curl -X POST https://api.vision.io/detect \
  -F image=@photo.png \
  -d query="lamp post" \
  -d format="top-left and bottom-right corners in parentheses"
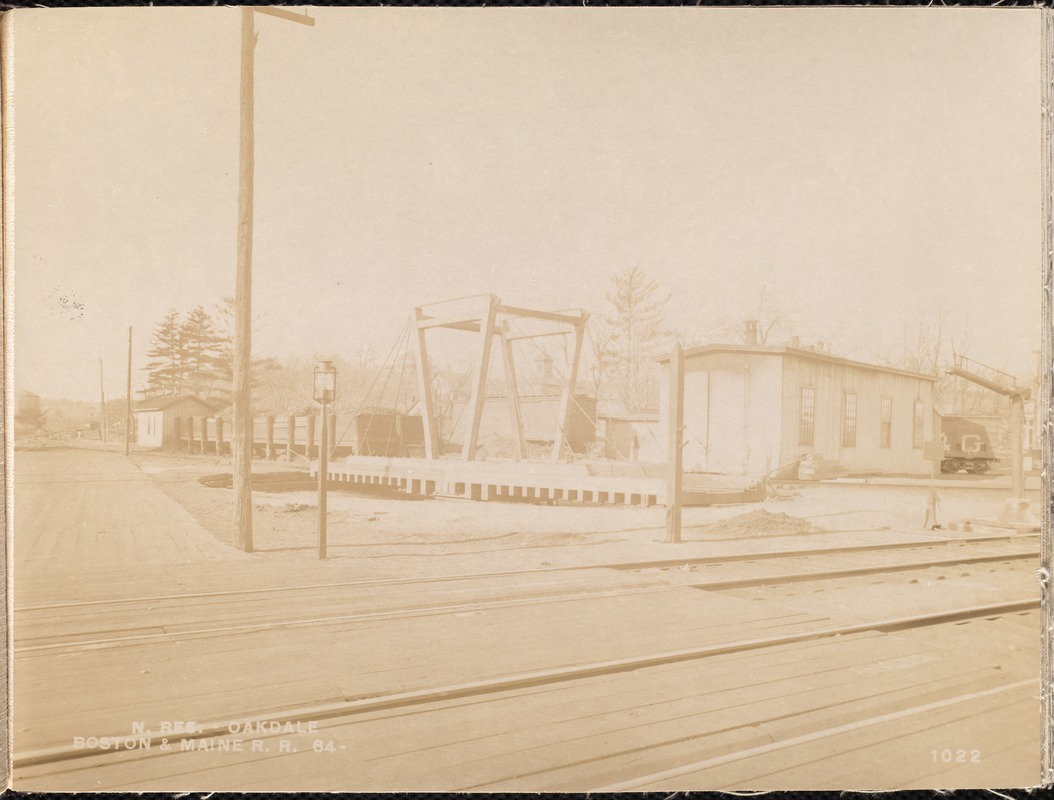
top-left (314, 360), bottom-right (336, 559)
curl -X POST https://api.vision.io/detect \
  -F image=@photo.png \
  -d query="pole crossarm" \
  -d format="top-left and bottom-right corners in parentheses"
top-left (252, 6), bottom-right (316, 26)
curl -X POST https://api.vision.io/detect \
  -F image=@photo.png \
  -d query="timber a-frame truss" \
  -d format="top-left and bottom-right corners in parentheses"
top-left (412, 294), bottom-right (589, 463)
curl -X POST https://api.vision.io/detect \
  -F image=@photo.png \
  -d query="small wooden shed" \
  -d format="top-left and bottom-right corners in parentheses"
top-left (135, 394), bottom-right (218, 449)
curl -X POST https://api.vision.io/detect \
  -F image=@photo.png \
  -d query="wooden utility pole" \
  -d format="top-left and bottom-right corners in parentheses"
top-left (318, 405), bottom-right (329, 559)
top-left (233, 6), bottom-right (256, 553)
top-left (99, 358), bottom-right (108, 444)
top-left (125, 326), bottom-right (132, 455)
top-left (233, 5), bottom-right (315, 554)
top-left (665, 342), bottom-right (684, 544)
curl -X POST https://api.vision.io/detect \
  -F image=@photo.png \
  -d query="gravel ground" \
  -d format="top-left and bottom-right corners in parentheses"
top-left (129, 449), bottom-right (1035, 577)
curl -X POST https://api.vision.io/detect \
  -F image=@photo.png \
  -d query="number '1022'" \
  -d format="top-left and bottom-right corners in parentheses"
top-left (932, 749), bottom-right (980, 763)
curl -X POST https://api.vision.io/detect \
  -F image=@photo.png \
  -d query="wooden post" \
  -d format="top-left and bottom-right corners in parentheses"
top-left (125, 326), bottom-right (132, 455)
top-left (665, 342), bottom-right (684, 544)
top-left (306, 414), bottom-right (316, 461)
top-left (1010, 393), bottom-right (1025, 499)
top-left (216, 417), bottom-right (225, 455)
top-left (414, 310), bottom-right (440, 459)
top-left (462, 295), bottom-right (498, 461)
top-left (99, 358), bottom-right (108, 444)
top-left (197, 416), bottom-right (208, 454)
top-left (232, 5), bottom-right (256, 553)
top-left (173, 416), bottom-right (182, 451)
top-left (265, 415), bottom-right (275, 460)
top-left (318, 403), bottom-right (329, 560)
top-left (499, 321), bottom-right (527, 462)
top-left (287, 414), bottom-right (296, 462)
top-left (550, 313), bottom-right (588, 462)
top-left (328, 412), bottom-right (337, 452)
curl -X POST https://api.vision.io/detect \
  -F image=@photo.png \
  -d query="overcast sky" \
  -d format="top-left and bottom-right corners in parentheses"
top-left (10, 7), bottom-right (1043, 402)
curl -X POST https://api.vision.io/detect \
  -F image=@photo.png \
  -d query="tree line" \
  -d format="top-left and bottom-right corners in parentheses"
top-left (143, 273), bottom-right (1020, 421)
top-left (142, 298), bottom-right (239, 405)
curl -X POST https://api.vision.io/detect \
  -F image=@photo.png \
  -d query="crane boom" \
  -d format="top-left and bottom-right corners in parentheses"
top-left (945, 365), bottom-right (1030, 520)
top-left (947, 366), bottom-right (1030, 400)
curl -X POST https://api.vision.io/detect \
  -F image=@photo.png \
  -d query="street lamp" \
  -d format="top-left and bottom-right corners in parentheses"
top-left (313, 360), bottom-right (337, 559)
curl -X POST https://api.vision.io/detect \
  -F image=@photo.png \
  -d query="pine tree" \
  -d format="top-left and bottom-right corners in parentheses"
top-left (181, 305), bottom-right (224, 400)
top-left (210, 295), bottom-right (281, 410)
top-left (603, 267), bottom-right (671, 413)
top-left (210, 296), bottom-right (236, 406)
top-left (143, 309), bottom-right (185, 398)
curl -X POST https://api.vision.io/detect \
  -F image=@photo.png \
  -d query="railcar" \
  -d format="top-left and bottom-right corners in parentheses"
top-left (940, 415), bottom-right (998, 474)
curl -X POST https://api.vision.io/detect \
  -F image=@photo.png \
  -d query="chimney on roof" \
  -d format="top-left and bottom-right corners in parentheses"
top-left (744, 319), bottom-right (759, 346)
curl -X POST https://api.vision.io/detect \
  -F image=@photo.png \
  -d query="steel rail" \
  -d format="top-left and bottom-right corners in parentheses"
top-left (596, 677), bottom-right (1039, 791)
top-left (12, 598), bottom-right (1039, 770)
top-left (14, 533), bottom-right (1036, 614)
top-left (688, 550), bottom-right (1038, 591)
top-left (16, 548), bottom-right (1038, 655)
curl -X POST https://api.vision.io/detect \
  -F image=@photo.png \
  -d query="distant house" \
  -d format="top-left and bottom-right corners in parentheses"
top-left (656, 343), bottom-right (939, 478)
top-left (15, 389), bottom-right (45, 427)
top-left (135, 394), bottom-right (218, 449)
top-left (599, 413), bottom-right (662, 462)
top-left (447, 394), bottom-right (597, 455)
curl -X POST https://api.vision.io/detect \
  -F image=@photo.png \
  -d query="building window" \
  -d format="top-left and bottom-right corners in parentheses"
top-left (913, 401), bottom-right (925, 448)
top-left (880, 397), bottom-right (892, 448)
top-left (799, 387), bottom-right (815, 446)
top-left (842, 392), bottom-right (857, 447)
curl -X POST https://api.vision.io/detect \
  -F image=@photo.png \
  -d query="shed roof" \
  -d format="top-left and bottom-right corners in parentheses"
top-left (598, 412), bottom-right (660, 423)
top-left (656, 344), bottom-right (939, 382)
top-left (135, 394), bottom-right (219, 412)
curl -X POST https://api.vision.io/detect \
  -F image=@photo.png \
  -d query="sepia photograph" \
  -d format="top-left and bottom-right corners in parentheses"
top-left (4, 5), bottom-right (1049, 791)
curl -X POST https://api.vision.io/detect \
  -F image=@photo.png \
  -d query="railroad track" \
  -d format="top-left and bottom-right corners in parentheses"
top-left (13, 598), bottom-right (1039, 771)
top-left (595, 676), bottom-right (1039, 791)
top-left (15, 531), bottom-right (1038, 614)
top-left (15, 538), bottom-right (1038, 655)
